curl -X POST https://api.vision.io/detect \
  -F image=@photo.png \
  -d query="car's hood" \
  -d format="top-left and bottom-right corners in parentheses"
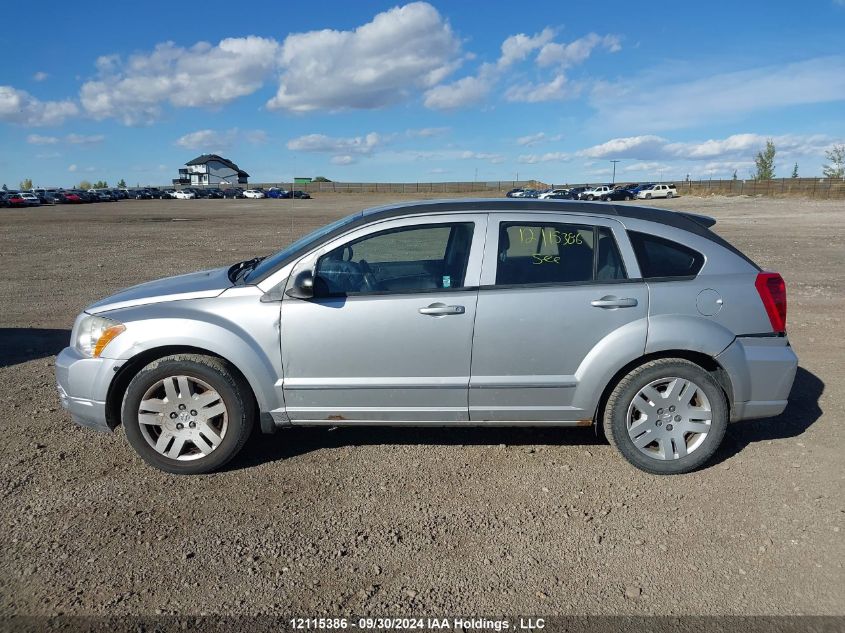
top-left (85, 266), bottom-right (232, 314)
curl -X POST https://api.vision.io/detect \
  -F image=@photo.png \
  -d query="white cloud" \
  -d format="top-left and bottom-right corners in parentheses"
top-left (330, 155), bottom-right (355, 165)
top-left (268, 2), bottom-right (461, 112)
top-left (33, 72), bottom-right (49, 82)
top-left (578, 135), bottom-right (669, 159)
top-left (459, 150), bottom-right (505, 164)
top-left (622, 161), bottom-right (671, 173)
top-left (579, 132), bottom-right (841, 163)
top-left (66, 133), bottom-right (104, 145)
top-left (498, 28), bottom-right (555, 69)
top-left (80, 36), bottom-right (281, 124)
top-left (0, 86), bottom-right (78, 126)
top-left (516, 132), bottom-right (563, 146)
top-left (27, 133), bottom-right (103, 145)
top-left (590, 56), bottom-right (845, 132)
top-left (68, 164), bottom-right (77, 172)
top-left (517, 151), bottom-right (570, 164)
top-left (423, 67), bottom-right (495, 110)
top-left (175, 128), bottom-right (267, 151)
top-left (505, 74), bottom-right (572, 103)
top-left (288, 132), bottom-right (383, 155)
top-left (27, 134), bottom-right (59, 145)
top-left (406, 126), bottom-right (450, 138)
top-left (537, 33), bottom-right (621, 68)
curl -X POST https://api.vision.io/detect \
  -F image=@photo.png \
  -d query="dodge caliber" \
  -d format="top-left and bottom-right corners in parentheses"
top-left (56, 199), bottom-right (798, 475)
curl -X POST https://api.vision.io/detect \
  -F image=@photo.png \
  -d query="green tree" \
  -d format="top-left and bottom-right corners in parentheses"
top-left (20, 178), bottom-right (33, 190)
top-left (2, 184), bottom-right (7, 191)
top-left (732, 170), bottom-right (738, 180)
top-left (823, 144), bottom-right (845, 179)
top-left (78, 180), bottom-right (92, 190)
top-left (312, 176), bottom-right (332, 182)
top-left (117, 178), bottom-right (127, 188)
top-left (791, 163), bottom-right (799, 178)
top-left (92, 180), bottom-right (109, 189)
top-left (752, 139), bottom-right (776, 180)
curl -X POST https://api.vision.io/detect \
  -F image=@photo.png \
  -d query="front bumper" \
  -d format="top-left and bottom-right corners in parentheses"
top-left (55, 346), bottom-right (121, 432)
top-left (716, 336), bottom-right (799, 422)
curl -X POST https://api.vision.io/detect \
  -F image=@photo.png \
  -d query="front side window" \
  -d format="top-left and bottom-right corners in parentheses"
top-left (628, 231), bottom-right (704, 278)
top-left (315, 222), bottom-right (474, 295)
top-left (495, 223), bottom-right (626, 285)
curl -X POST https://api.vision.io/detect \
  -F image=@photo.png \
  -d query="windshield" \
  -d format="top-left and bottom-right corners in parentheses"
top-left (243, 211), bottom-right (363, 283)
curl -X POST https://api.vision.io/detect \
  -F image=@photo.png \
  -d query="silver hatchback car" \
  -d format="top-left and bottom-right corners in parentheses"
top-left (56, 199), bottom-right (798, 475)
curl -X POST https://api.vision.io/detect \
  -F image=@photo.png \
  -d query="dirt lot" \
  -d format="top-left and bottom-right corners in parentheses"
top-left (0, 194), bottom-right (843, 618)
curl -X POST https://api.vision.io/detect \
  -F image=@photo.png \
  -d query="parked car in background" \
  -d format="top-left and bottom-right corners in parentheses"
top-left (637, 184), bottom-right (678, 200)
top-left (222, 188), bottom-right (245, 199)
top-left (505, 188), bottom-right (524, 198)
top-left (539, 188), bottom-right (570, 200)
top-left (567, 186), bottom-right (588, 200)
top-left (267, 188), bottom-right (289, 199)
top-left (20, 192), bottom-right (41, 206)
top-left (602, 187), bottom-right (636, 201)
top-left (55, 198), bottom-right (797, 476)
top-left (578, 185), bottom-right (613, 201)
top-left (63, 192), bottom-right (84, 204)
top-left (2, 192), bottom-right (28, 207)
top-left (173, 190), bottom-right (196, 200)
top-left (291, 190), bottom-right (312, 199)
top-left (519, 189), bottom-right (540, 198)
top-left (45, 192), bottom-right (69, 205)
top-left (205, 188), bottom-right (224, 199)
top-left (132, 189), bottom-right (152, 200)
top-left (243, 189), bottom-right (266, 199)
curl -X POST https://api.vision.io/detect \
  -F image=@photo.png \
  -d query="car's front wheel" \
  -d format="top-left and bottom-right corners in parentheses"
top-left (122, 354), bottom-right (254, 474)
top-left (603, 358), bottom-right (727, 475)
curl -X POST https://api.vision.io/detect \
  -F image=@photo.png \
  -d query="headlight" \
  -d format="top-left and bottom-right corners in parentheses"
top-left (75, 315), bottom-right (126, 358)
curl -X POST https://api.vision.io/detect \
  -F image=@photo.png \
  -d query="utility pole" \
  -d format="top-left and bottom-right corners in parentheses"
top-left (610, 160), bottom-right (620, 185)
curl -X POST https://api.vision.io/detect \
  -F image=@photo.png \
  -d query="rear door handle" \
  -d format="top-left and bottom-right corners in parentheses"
top-left (591, 297), bottom-right (638, 309)
top-left (419, 303), bottom-right (465, 316)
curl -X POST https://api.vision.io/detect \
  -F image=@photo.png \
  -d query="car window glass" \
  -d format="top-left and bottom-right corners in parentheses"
top-left (495, 223), bottom-right (626, 285)
top-left (315, 222), bottom-right (474, 295)
top-left (628, 231), bottom-right (704, 278)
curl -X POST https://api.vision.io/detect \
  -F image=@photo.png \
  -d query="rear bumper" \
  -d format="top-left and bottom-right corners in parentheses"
top-left (55, 346), bottom-right (119, 432)
top-left (716, 336), bottom-right (798, 421)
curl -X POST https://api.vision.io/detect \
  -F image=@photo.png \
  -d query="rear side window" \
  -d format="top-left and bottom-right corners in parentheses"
top-left (628, 231), bottom-right (704, 279)
top-left (495, 223), bottom-right (627, 285)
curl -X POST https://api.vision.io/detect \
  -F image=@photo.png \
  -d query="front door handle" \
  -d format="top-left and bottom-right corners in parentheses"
top-left (591, 296), bottom-right (638, 309)
top-left (419, 303), bottom-right (465, 316)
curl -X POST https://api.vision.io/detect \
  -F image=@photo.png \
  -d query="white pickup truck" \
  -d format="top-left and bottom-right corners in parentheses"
top-left (578, 185), bottom-right (613, 200)
top-left (636, 183), bottom-right (677, 199)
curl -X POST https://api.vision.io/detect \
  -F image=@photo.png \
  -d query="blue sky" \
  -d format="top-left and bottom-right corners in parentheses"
top-left (2, 0), bottom-right (844, 188)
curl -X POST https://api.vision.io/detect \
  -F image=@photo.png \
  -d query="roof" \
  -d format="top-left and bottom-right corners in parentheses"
top-left (184, 154), bottom-right (250, 178)
top-left (361, 198), bottom-right (717, 230)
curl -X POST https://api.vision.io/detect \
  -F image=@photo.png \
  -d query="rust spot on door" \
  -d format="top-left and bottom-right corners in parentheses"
top-left (326, 414), bottom-right (347, 421)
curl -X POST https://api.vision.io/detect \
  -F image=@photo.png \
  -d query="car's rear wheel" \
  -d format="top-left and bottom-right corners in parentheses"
top-left (625, 195), bottom-right (632, 201)
top-left (667, 191), bottom-right (674, 198)
top-left (122, 354), bottom-right (254, 474)
top-left (603, 358), bottom-right (727, 475)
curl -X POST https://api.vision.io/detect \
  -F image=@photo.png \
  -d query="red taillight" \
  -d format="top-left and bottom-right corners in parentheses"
top-left (755, 272), bottom-right (787, 333)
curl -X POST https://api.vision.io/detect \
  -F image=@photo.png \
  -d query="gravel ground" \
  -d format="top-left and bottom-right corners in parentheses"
top-left (0, 194), bottom-right (843, 618)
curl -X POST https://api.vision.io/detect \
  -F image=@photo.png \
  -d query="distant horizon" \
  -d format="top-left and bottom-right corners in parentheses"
top-left (2, 1), bottom-right (844, 188)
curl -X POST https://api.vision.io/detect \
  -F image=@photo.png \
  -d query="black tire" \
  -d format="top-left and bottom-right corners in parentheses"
top-left (645, 193), bottom-right (652, 199)
top-left (122, 354), bottom-right (254, 474)
top-left (667, 192), bottom-right (674, 198)
top-left (625, 195), bottom-right (632, 201)
top-left (603, 358), bottom-right (728, 475)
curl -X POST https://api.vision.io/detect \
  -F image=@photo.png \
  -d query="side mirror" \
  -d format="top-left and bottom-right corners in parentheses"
top-left (285, 270), bottom-right (315, 299)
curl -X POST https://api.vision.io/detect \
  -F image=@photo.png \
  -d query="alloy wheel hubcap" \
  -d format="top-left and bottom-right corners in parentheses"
top-left (138, 375), bottom-right (228, 461)
top-left (626, 377), bottom-right (712, 460)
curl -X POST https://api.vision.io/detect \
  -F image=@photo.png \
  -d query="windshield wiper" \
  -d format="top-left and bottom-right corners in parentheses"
top-left (228, 256), bottom-right (266, 284)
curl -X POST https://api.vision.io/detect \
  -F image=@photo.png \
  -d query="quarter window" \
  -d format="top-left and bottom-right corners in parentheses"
top-left (315, 222), bottom-right (474, 295)
top-left (495, 223), bottom-right (627, 285)
top-left (628, 231), bottom-right (704, 278)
